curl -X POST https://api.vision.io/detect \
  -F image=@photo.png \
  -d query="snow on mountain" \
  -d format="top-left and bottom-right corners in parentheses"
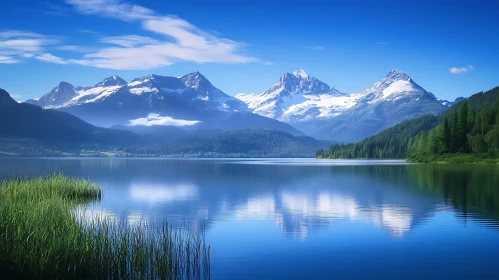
top-left (237, 69), bottom-right (450, 142)
top-left (308, 69), bottom-right (449, 142)
top-left (92, 75), bottom-right (127, 88)
top-left (27, 82), bottom-right (79, 108)
top-left (235, 68), bottom-right (345, 121)
top-left (26, 77), bottom-right (126, 109)
top-left (293, 68), bottom-right (309, 79)
top-left (28, 73), bottom-right (248, 113)
top-left (24, 72), bottom-right (308, 135)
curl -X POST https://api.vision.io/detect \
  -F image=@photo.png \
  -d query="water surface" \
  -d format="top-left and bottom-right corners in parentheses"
top-left (1, 158), bottom-right (498, 279)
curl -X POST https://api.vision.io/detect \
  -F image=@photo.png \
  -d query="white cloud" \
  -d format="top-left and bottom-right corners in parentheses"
top-left (36, 53), bottom-right (68, 64)
top-left (377, 42), bottom-right (388, 45)
top-left (450, 65), bottom-right (475, 74)
top-left (0, 30), bottom-right (60, 63)
top-left (0, 55), bottom-right (19, 64)
top-left (78, 29), bottom-right (100, 35)
top-left (100, 35), bottom-right (159, 47)
top-left (310, 46), bottom-right (326, 50)
top-left (128, 113), bottom-right (201, 127)
top-left (263, 61), bottom-right (274, 66)
top-left (66, 0), bottom-right (155, 21)
top-left (57, 45), bottom-right (97, 53)
top-left (0, 39), bottom-right (45, 52)
top-left (65, 0), bottom-right (257, 70)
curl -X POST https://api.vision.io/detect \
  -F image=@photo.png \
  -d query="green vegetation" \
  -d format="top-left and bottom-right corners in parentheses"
top-left (127, 129), bottom-right (329, 158)
top-left (407, 98), bottom-right (499, 163)
top-left (318, 86), bottom-right (499, 163)
top-left (0, 174), bottom-right (210, 279)
top-left (316, 115), bottom-right (439, 159)
top-left (0, 129), bottom-right (328, 158)
top-left (407, 153), bottom-right (499, 164)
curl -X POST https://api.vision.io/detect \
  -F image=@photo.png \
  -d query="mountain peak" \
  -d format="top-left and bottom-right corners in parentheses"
top-left (293, 68), bottom-right (309, 79)
top-left (182, 71), bottom-right (206, 80)
top-left (385, 69), bottom-right (411, 81)
top-left (181, 72), bottom-right (212, 89)
top-left (0, 88), bottom-right (17, 106)
top-left (58, 81), bottom-right (75, 89)
top-left (95, 76), bottom-right (127, 87)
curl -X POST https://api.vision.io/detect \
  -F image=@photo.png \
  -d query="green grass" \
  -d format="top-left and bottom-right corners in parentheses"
top-left (0, 174), bottom-right (210, 279)
top-left (407, 153), bottom-right (499, 164)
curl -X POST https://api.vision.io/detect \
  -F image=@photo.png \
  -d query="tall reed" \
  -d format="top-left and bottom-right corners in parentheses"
top-left (0, 174), bottom-right (210, 279)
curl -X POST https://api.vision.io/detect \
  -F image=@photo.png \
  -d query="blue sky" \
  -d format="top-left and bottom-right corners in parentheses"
top-left (1, 0), bottom-right (498, 101)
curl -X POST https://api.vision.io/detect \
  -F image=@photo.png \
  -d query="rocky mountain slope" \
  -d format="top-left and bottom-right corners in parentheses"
top-left (27, 73), bottom-right (301, 135)
top-left (237, 69), bottom-right (457, 142)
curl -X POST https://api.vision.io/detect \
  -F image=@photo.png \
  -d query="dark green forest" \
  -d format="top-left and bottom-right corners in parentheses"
top-left (316, 115), bottom-right (439, 159)
top-left (126, 129), bottom-right (329, 158)
top-left (317, 86), bottom-right (499, 162)
top-left (0, 129), bottom-right (328, 158)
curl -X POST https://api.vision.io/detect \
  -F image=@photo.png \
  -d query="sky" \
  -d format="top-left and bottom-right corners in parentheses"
top-left (1, 0), bottom-right (498, 101)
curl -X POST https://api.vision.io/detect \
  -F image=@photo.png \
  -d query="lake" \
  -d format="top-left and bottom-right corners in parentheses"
top-left (1, 158), bottom-right (499, 279)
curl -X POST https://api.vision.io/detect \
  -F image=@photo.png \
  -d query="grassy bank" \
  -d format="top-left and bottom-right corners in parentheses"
top-left (407, 153), bottom-right (499, 164)
top-left (0, 174), bottom-right (210, 279)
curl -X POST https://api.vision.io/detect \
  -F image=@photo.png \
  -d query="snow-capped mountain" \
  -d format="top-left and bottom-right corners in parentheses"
top-left (30, 81), bottom-right (79, 108)
top-left (237, 69), bottom-right (450, 142)
top-left (93, 75), bottom-right (127, 88)
top-left (236, 68), bottom-right (345, 122)
top-left (27, 73), bottom-right (301, 135)
top-left (28, 73), bottom-right (248, 113)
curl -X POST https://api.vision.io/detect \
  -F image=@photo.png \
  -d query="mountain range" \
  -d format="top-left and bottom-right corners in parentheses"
top-left (23, 69), bottom-right (462, 144)
top-left (26, 72), bottom-right (300, 135)
top-left (236, 69), bottom-right (462, 142)
top-left (1, 88), bottom-right (326, 157)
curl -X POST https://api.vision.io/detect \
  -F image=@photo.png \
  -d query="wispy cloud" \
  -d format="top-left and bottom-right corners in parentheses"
top-left (36, 53), bottom-right (68, 64)
top-left (100, 35), bottom-right (159, 47)
top-left (128, 113), bottom-right (201, 127)
top-left (263, 61), bottom-right (274, 66)
top-left (44, 2), bottom-right (69, 16)
top-left (78, 29), bottom-right (101, 35)
top-left (65, 0), bottom-right (257, 70)
top-left (450, 65), bottom-right (475, 74)
top-left (0, 55), bottom-right (19, 64)
top-left (310, 46), bottom-right (326, 51)
top-left (57, 45), bottom-right (97, 53)
top-left (377, 42), bottom-right (388, 45)
top-left (0, 30), bottom-right (60, 64)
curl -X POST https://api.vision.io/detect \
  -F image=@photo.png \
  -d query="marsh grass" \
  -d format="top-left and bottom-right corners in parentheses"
top-left (0, 174), bottom-right (210, 279)
top-left (407, 153), bottom-right (499, 164)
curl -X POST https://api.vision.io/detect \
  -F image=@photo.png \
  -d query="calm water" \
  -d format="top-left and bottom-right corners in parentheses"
top-left (1, 158), bottom-right (499, 279)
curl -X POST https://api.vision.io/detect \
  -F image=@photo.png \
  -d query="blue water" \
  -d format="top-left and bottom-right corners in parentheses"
top-left (1, 158), bottom-right (499, 279)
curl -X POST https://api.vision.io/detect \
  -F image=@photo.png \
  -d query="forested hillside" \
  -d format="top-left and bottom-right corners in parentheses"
top-left (127, 129), bottom-right (329, 158)
top-left (316, 115), bottom-right (439, 159)
top-left (0, 88), bottom-right (139, 145)
top-left (317, 86), bottom-right (499, 162)
top-left (408, 98), bottom-right (499, 163)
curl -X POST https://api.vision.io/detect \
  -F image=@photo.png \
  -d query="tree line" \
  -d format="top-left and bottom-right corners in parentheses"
top-left (316, 115), bottom-right (439, 159)
top-left (317, 86), bottom-right (499, 160)
top-left (409, 100), bottom-right (499, 156)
